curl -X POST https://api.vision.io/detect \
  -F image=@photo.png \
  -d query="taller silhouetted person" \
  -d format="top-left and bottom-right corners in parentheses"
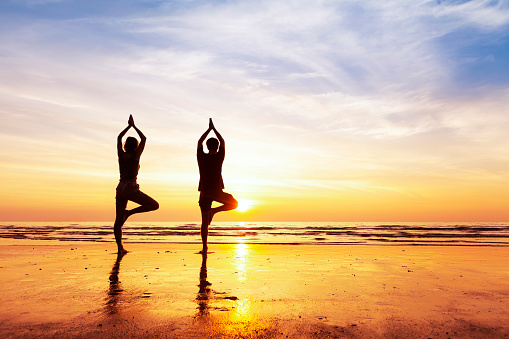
top-left (197, 118), bottom-right (238, 253)
top-left (114, 115), bottom-right (159, 254)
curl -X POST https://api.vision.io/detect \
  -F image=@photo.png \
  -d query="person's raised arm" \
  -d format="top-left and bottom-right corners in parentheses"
top-left (130, 115), bottom-right (146, 159)
top-left (210, 119), bottom-right (225, 150)
top-left (117, 124), bottom-right (131, 157)
top-left (197, 119), bottom-right (212, 153)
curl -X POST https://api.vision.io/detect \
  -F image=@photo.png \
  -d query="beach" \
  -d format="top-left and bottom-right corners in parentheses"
top-left (1, 242), bottom-right (509, 338)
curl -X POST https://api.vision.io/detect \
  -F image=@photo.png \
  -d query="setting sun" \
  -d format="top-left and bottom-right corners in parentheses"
top-left (236, 200), bottom-right (252, 213)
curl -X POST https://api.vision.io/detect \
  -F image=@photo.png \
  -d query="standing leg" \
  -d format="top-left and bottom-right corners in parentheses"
top-left (200, 210), bottom-right (210, 253)
top-left (199, 193), bottom-right (213, 253)
top-left (114, 198), bottom-right (128, 254)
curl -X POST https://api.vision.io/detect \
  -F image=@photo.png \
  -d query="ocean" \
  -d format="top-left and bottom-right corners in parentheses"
top-left (1, 222), bottom-right (508, 246)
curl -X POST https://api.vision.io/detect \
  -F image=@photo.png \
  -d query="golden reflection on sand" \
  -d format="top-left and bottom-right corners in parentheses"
top-left (194, 245), bottom-right (269, 336)
top-left (231, 298), bottom-right (255, 323)
top-left (234, 243), bottom-right (249, 282)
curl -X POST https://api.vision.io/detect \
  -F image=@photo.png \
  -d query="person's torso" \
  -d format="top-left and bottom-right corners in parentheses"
top-left (119, 153), bottom-right (140, 182)
top-left (197, 150), bottom-right (224, 191)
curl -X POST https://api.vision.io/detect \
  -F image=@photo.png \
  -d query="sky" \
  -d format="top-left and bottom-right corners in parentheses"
top-left (0, 0), bottom-right (508, 222)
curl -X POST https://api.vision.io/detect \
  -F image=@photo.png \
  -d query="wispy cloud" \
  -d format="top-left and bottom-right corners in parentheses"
top-left (0, 0), bottom-right (508, 220)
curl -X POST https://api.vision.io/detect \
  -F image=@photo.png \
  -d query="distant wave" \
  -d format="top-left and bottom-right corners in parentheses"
top-left (0, 222), bottom-right (508, 246)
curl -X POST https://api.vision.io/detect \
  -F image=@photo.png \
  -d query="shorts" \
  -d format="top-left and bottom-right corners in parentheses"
top-left (116, 181), bottom-right (152, 205)
top-left (199, 190), bottom-right (236, 212)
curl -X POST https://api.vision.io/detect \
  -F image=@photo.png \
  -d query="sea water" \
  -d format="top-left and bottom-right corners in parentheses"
top-left (1, 222), bottom-right (508, 246)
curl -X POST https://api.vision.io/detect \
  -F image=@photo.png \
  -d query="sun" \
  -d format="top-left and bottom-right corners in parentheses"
top-left (236, 200), bottom-right (252, 212)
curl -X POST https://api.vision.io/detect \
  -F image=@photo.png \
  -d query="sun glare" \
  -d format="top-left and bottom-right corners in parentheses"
top-left (236, 200), bottom-right (252, 212)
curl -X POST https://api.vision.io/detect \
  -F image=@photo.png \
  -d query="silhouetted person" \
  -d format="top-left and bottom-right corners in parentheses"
top-left (114, 115), bottom-right (159, 253)
top-left (197, 119), bottom-right (238, 253)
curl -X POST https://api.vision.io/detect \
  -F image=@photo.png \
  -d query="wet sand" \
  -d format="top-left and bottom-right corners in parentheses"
top-left (1, 242), bottom-right (508, 338)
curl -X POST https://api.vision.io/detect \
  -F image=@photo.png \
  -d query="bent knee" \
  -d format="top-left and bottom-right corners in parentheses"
top-left (151, 201), bottom-right (160, 211)
top-left (231, 199), bottom-right (239, 209)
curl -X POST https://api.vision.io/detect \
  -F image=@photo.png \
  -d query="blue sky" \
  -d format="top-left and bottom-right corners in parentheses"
top-left (2, 1), bottom-right (508, 91)
top-left (1, 0), bottom-right (509, 220)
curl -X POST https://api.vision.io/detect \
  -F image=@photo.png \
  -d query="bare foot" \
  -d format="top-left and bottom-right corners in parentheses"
top-left (117, 247), bottom-right (128, 254)
top-left (199, 246), bottom-right (208, 254)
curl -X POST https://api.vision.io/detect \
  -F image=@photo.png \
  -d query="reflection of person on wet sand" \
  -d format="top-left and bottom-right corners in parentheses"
top-left (196, 252), bottom-right (238, 320)
top-left (197, 118), bottom-right (238, 253)
top-left (105, 252), bottom-right (126, 315)
top-left (196, 252), bottom-right (212, 317)
top-left (114, 115), bottom-right (159, 254)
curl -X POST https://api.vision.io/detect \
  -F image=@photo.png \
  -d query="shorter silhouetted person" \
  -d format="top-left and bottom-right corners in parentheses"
top-left (114, 115), bottom-right (159, 253)
top-left (197, 118), bottom-right (238, 253)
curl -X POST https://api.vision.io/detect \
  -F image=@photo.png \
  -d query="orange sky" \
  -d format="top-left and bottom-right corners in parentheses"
top-left (1, 1), bottom-right (508, 222)
top-left (1, 126), bottom-right (507, 222)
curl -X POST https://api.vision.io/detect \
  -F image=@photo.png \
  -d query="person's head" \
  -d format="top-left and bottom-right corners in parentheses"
top-left (206, 138), bottom-right (219, 153)
top-left (124, 137), bottom-right (139, 153)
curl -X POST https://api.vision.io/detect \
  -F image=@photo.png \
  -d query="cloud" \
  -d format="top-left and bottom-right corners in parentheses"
top-left (120, 0), bottom-right (444, 94)
top-left (10, 0), bottom-right (69, 5)
top-left (0, 0), bottom-right (508, 209)
top-left (434, 0), bottom-right (509, 30)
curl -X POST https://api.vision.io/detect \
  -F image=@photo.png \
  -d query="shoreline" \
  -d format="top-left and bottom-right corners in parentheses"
top-left (2, 238), bottom-right (509, 247)
top-left (1, 243), bottom-right (509, 338)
